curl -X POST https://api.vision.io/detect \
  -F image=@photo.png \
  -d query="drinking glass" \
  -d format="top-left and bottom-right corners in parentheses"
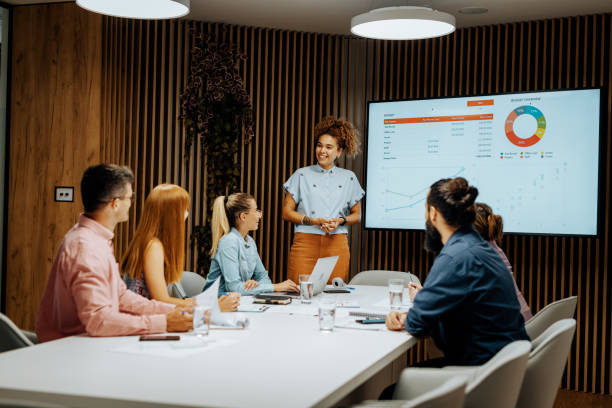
top-left (318, 297), bottom-right (336, 332)
top-left (388, 279), bottom-right (404, 311)
top-left (299, 274), bottom-right (313, 304)
top-left (193, 306), bottom-right (211, 336)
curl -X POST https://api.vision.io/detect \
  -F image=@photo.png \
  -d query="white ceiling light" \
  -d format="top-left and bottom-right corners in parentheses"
top-left (76, 0), bottom-right (190, 20)
top-left (351, 6), bottom-right (455, 40)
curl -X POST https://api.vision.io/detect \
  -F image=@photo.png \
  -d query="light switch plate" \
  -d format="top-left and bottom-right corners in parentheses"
top-left (55, 186), bottom-right (74, 202)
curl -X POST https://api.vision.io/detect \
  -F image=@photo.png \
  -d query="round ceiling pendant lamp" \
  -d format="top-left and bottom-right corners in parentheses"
top-left (76, 0), bottom-right (190, 20)
top-left (351, 6), bottom-right (456, 40)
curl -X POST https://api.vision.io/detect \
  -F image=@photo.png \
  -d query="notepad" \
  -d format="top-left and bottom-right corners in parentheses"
top-left (237, 304), bottom-right (270, 313)
top-left (336, 301), bottom-right (360, 308)
top-left (348, 309), bottom-right (388, 319)
top-left (334, 318), bottom-right (383, 331)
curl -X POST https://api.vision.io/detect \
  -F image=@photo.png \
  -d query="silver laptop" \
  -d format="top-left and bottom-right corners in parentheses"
top-left (265, 256), bottom-right (339, 298)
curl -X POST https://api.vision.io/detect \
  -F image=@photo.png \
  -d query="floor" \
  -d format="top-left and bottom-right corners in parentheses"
top-left (554, 389), bottom-right (612, 408)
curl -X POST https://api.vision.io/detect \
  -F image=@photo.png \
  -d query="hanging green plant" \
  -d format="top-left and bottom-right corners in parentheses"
top-left (180, 31), bottom-right (255, 275)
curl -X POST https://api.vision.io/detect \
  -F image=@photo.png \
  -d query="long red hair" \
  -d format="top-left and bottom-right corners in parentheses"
top-left (121, 184), bottom-right (190, 284)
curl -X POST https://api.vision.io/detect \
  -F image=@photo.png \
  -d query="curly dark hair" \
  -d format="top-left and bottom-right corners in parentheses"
top-left (314, 116), bottom-right (361, 158)
top-left (427, 177), bottom-right (478, 229)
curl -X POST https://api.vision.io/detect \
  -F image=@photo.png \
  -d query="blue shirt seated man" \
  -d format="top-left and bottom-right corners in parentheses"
top-left (386, 177), bottom-right (529, 366)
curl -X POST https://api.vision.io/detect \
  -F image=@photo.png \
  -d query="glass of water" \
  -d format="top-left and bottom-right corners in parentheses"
top-left (193, 306), bottom-right (211, 336)
top-left (299, 274), bottom-right (313, 304)
top-left (318, 296), bottom-right (336, 332)
top-left (388, 279), bottom-right (404, 311)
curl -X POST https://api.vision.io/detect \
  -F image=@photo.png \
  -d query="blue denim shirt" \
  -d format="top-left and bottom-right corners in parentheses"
top-left (405, 227), bottom-right (529, 365)
top-left (203, 228), bottom-right (274, 296)
top-left (283, 164), bottom-right (364, 235)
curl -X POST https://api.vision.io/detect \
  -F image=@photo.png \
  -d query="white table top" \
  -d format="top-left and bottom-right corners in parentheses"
top-left (0, 285), bottom-right (416, 408)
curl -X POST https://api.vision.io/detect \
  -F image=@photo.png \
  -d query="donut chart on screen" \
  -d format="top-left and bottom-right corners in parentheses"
top-left (505, 105), bottom-right (546, 147)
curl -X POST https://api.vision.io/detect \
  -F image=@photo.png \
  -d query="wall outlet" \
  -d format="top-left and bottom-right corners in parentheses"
top-left (55, 186), bottom-right (74, 202)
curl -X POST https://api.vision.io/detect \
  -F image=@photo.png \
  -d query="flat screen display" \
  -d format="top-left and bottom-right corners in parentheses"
top-left (364, 89), bottom-right (601, 235)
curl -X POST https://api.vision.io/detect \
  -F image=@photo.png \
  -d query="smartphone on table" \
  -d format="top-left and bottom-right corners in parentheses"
top-left (139, 335), bottom-right (180, 341)
top-left (356, 318), bottom-right (386, 324)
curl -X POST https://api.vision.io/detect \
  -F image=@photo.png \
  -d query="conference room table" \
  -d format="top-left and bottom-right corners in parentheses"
top-left (0, 285), bottom-right (417, 408)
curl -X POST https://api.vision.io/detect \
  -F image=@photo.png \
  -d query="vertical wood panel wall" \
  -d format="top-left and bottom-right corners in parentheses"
top-left (101, 14), bottom-right (611, 395)
top-left (5, 5), bottom-right (102, 329)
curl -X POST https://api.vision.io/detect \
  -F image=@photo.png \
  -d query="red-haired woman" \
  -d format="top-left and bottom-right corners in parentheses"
top-left (122, 184), bottom-right (239, 311)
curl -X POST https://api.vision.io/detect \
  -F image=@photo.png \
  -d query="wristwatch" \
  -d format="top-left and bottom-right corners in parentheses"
top-left (339, 216), bottom-right (346, 225)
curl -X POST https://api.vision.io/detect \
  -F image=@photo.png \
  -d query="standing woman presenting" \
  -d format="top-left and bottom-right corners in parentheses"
top-left (282, 116), bottom-right (365, 283)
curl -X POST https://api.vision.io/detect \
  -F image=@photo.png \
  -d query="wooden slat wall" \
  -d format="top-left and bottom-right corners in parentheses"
top-left (358, 17), bottom-right (612, 394)
top-left (5, 5), bottom-right (102, 330)
top-left (103, 13), bottom-right (610, 395)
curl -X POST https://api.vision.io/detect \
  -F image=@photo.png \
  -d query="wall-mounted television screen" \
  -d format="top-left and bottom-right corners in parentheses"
top-left (364, 89), bottom-right (601, 235)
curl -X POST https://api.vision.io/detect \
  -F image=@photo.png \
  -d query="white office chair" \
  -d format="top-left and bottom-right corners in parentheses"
top-left (354, 374), bottom-right (467, 408)
top-left (525, 296), bottom-right (577, 340)
top-left (350, 270), bottom-right (421, 286)
top-left (0, 313), bottom-right (34, 353)
top-left (516, 319), bottom-right (576, 408)
top-left (169, 271), bottom-right (207, 298)
top-left (441, 340), bottom-right (531, 408)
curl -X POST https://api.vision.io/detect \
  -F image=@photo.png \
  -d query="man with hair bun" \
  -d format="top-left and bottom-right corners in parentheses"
top-left (282, 116), bottom-right (365, 284)
top-left (386, 177), bottom-right (529, 367)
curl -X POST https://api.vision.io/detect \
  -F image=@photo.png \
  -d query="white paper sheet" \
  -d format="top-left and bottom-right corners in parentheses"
top-left (264, 304), bottom-right (318, 316)
top-left (111, 337), bottom-right (238, 358)
top-left (373, 298), bottom-right (413, 311)
top-left (194, 278), bottom-right (249, 328)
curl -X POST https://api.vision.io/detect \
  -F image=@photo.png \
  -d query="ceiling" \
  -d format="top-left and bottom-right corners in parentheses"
top-left (6, 0), bottom-right (612, 36)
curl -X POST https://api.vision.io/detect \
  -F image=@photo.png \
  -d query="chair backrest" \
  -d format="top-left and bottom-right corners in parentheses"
top-left (349, 270), bottom-right (421, 286)
top-left (516, 319), bottom-right (576, 408)
top-left (405, 376), bottom-right (467, 408)
top-left (359, 368), bottom-right (466, 408)
top-left (464, 340), bottom-right (531, 408)
top-left (177, 271), bottom-right (206, 298)
top-left (0, 398), bottom-right (68, 408)
top-left (525, 296), bottom-right (577, 340)
top-left (0, 313), bottom-right (33, 353)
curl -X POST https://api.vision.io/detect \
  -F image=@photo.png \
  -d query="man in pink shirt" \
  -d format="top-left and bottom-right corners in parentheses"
top-left (36, 164), bottom-right (192, 342)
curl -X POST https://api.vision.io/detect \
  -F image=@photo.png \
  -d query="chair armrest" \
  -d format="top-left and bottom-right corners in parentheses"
top-left (442, 365), bottom-right (476, 371)
top-left (393, 368), bottom-right (466, 400)
top-left (352, 401), bottom-right (410, 408)
top-left (20, 330), bottom-right (38, 344)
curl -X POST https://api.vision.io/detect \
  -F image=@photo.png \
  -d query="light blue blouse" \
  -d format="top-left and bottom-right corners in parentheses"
top-left (283, 164), bottom-right (365, 235)
top-left (203, 228), bottom-right (275, 296)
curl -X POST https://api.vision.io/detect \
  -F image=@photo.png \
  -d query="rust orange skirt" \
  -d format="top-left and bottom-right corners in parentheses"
top-left (287, 233), bottom-right (350, 284)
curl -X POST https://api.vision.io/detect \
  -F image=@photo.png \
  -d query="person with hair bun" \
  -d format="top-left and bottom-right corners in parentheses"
top-left (282, 116), bottom-right (365, 283)
top-left (473, 202), bottom-right (532, 321)
top-left (121, 184), bottom-right (239, 312)
top-left (386, 177), bottom-right (529, 367)
top-left (204, 193), bottom-right (299, 295)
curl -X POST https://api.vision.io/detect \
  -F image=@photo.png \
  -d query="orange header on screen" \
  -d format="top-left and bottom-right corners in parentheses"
top-left (384, 113), bottom-right (493, 124)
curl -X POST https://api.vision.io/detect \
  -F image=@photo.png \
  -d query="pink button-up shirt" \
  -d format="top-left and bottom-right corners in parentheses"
top-left (36, 215), bottom-right (174, 342)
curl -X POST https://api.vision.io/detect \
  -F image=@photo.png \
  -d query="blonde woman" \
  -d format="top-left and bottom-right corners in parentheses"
top-left (122, 184), bottom-right (239, 311)
top-left (282, 116), bottom-right (364, 283)
top-left (204, 192), bottom-right (299, 295)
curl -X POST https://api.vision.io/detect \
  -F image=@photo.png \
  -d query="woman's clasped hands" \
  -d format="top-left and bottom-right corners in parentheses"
top-left (319, 218), bottom-right (342, 234)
